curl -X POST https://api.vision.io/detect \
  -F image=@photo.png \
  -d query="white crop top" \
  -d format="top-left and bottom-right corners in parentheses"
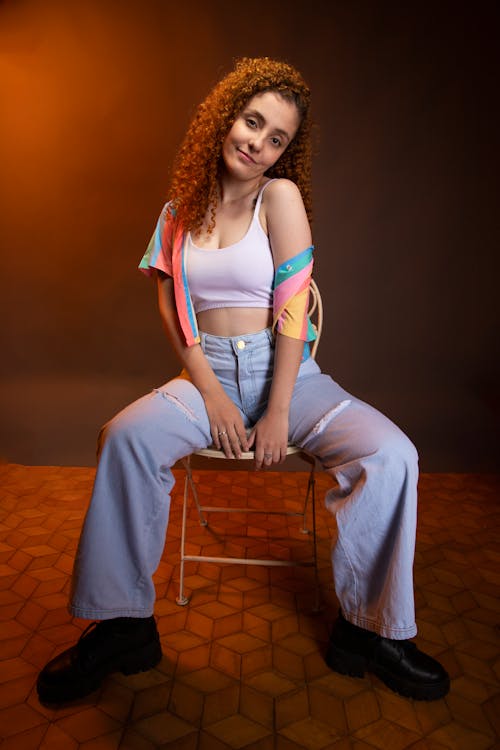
top-left (186, 180), bottom-right (275, 314)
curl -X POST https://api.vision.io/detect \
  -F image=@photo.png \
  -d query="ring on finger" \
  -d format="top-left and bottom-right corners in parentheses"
top-left (218, 430), bottom-right (227, 437)
top-left (264, 453), bottom-right (273, 458)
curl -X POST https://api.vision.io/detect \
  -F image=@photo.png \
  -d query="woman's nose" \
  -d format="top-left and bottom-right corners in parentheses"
top-left (248, 135), bottom-right (263, 152)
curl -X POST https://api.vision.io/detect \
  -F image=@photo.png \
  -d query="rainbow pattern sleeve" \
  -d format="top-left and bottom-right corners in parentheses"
top-left (272, 246), bottom-right (316, 355)
top-left (138, 202), bottom-right (174, 277)
top-left (138, 203), bottom-right (200, 346)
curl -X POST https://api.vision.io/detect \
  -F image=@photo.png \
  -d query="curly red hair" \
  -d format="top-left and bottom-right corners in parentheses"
top-left (168, 57), bottom-right (312, 233)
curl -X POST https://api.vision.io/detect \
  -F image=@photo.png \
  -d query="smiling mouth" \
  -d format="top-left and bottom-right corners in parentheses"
top-left (237, 148), bottom-right (255, 164)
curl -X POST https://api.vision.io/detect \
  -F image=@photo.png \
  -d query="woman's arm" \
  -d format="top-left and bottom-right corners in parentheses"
top-left (248, 179), bottom-right (313, 470)
top-left (157, 272), bottom-right (249, 458)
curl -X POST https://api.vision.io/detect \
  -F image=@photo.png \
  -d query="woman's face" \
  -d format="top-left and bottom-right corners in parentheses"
top-left (221, 91), bottom-right (300, 181)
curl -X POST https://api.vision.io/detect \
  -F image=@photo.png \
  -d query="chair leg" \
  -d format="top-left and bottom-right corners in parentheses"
top-left (297, 456), bottom-right (322, 612)
top-left (184, 455), bottom-right (207, 527)
top-left (299, 453), bottom-right (316, 534)
top-left (310, 472), bottom-right (322, 613)
top-left (300, 471), bottom-right (314, 535)
top-left (176, 468), bottom-right (191, 606)
top-left (177, 456), bottom-right (211, 606)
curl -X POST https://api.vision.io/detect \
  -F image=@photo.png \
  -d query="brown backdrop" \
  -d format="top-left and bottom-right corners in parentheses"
top-left (0, 0), bottom-right (498, 470)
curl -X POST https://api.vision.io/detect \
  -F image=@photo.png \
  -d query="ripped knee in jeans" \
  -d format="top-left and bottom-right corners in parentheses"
top-left (154, 389), bottom-right (200, 423)
top-left (312, 400), bottom-right (351, 434)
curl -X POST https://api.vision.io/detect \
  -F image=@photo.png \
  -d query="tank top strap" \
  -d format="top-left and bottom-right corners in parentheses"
top-left (253, 178), bottom-right (278, 216)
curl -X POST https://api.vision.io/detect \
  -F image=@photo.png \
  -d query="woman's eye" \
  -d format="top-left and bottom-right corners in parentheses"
top-left (246, 118), bottom-right (257, 128)
top-left (271, 137), bottom-right (282, 147)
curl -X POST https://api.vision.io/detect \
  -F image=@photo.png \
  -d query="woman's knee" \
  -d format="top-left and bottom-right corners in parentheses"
top-left (349, 400), bottom-right (419, 474)
top-left (373, 424), bottom-right (419, 479)
top-left (96, 387), bottom-right (209, 463)
top-left (96, 412), bottom-right (133, 458)
top-left (314, 400), bottom-right (418, 470)
top-left (96, 395), bottom-right (158, 457)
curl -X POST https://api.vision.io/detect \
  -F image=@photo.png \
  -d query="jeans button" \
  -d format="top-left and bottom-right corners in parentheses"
top-left (237, 340), bottom-right (246, 350)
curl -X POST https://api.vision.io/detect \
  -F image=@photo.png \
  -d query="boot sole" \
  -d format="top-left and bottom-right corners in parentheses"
top-left (325, 642), bottom-right (449, 701)
top-left (37, 639), bottom-right (163, 705)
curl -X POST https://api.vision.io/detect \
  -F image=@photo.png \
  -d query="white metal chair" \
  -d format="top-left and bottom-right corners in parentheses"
top-left (177, 280), bottom-right (323, 608)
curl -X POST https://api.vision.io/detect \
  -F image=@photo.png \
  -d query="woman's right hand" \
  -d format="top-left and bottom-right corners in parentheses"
top-left (204, 391), bottom-right (249, 459)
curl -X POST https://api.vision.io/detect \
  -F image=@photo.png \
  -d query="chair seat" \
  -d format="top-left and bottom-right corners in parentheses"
top-left (193, 444), bottom-right (304, 460)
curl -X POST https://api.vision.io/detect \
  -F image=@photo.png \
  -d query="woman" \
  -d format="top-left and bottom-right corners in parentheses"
top-left (37, 58), bottom-right (449, 704)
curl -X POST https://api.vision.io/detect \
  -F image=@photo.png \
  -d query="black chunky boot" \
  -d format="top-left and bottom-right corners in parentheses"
top-left (325, 611), bottom-right (449, 701)
top-left (37, 616), bottom-right (162, 705)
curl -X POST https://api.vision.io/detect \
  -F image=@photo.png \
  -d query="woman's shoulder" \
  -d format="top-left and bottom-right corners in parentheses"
top-left (263, 178), bottom-right (302, 200)
top-left (157, 199), bottom-right (182, 230)
top-left (261, 178), bottom-right (306, 216)
top-left (159, 199), bottom-right (175, 217)
top-left (260, 178), bottom-right (311, 257)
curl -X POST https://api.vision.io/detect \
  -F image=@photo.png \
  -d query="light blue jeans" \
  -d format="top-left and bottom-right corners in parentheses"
top-left (70, 329), bottom-right (418, 639)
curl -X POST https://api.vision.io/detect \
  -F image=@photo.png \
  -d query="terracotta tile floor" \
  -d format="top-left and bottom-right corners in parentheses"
top-left (0, 464), bottom-right (498, 749)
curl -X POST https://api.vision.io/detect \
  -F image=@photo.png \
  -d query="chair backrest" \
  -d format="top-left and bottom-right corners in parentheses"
top-left (308, 279), bottom-right (323, 360)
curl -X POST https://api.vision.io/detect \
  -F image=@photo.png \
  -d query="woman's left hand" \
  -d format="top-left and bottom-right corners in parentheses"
top-left (247, 410), bottom-right (289, 470)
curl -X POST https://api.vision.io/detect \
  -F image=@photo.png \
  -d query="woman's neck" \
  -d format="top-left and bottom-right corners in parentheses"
top-left (218, 174), bottom-right (265, 206)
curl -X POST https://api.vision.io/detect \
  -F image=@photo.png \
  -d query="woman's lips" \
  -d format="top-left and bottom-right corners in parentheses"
top-left (237, 148), bottom-right (255, 164)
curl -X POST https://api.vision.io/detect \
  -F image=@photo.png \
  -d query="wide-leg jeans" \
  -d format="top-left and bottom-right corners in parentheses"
top-left (70, 328), bottom-right (418, 639)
